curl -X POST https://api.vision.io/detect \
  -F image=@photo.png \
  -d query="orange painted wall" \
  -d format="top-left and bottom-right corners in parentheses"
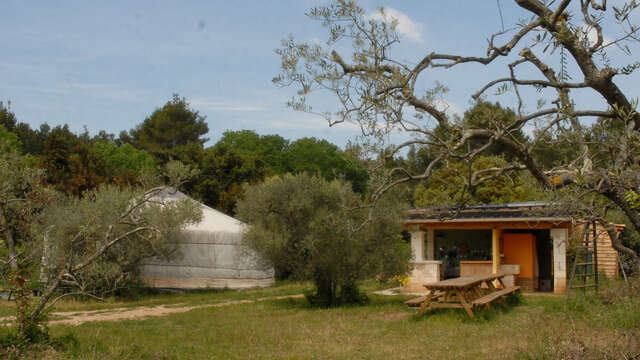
top-left (502, 233), bottom-right (536, 279)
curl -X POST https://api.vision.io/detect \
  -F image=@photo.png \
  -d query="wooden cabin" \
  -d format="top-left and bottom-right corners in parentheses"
top-left (403, 202), bottom-right (622, 294)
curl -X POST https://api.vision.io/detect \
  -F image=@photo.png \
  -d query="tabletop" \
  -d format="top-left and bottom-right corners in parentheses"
top-left (423, 271), bottom-right (515, 290)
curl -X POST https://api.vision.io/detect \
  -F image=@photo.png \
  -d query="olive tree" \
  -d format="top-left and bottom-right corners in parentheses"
top-left (274, 0), bottom-right (640, 270)
top-left (235, 173), bottom-right (409, 306)
top-left (0, 149), bottom-right (201, 341)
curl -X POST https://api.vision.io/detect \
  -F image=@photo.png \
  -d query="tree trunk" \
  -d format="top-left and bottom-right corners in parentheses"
top-left (313, 274), bottom-right (335, 307)
top-left (604, 185), bottom-right (640, 238)
top-left (602, 222), bottom-right (640, 273)
top-left (0, 206), bottom-right (18, 271)
top-left (29, 273), bottom-right (62, 322)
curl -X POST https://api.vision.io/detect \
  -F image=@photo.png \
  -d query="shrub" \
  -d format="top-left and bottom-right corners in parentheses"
top-left (236, 173), bottom-right (410, 307)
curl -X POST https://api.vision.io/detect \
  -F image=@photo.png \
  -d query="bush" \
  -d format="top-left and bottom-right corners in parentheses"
top-left (236, 173), bottom-right (410, 307)
top-left (0, 324), bottom-right (78, 360)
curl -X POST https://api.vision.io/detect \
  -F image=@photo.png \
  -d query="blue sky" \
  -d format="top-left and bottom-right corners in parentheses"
top-left (1, 1), bottom-right (638, 147)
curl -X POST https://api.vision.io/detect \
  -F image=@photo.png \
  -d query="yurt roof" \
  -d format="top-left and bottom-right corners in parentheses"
top-left (153, 187), bottom-right (245, 233)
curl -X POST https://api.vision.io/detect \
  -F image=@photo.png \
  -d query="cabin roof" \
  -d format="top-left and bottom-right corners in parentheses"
top-left (407, 201), bottom-right (571, 224)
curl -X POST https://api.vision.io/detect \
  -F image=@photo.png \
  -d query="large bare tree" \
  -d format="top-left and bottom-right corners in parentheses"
top-left (275, 0), bottom-right (640, 269)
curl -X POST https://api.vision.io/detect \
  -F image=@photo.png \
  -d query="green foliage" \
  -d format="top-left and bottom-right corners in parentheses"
top-left (0, 124), bottom-right (21, 153)
top-left (6, 121), bottom-right (157, 196)
top-left (191, 143), bottom-right (267, 215)
top-left (0, 101), bottom-right (18, 133)
top-left (90, 142), bottom-right (156, 178)
top-left (414, 156), bottom-right (545, 207)
top-left (625, 190), bottom-right (640, 210)
top-left (282, 137), bottom-right (368, 193)
top-left (167, 141), bottom-right (205, 169)
top-left (0, 142), bottom-right (51, 257)
top-left (66, 143), bottom-right (109, 196)
top-left (216, 130), bottom-right (289, 174)
top-left (0, 313), bottom-right (50, 347)
top-left (0, 324), bottom-right (79, 359)
top-left (13, 123), bottom-right (49, 155)
top-left (236, 173), bottom-right (410, 306)
top-left (130, 94), bottom-right (209, 161)
top-left (34, 184), bottom-right (202, 297)
top-left (403, 144), bottom-right (438, 177)
top-left (0, 142), bottom-right (55, 343)
top-left (38, 124), bottom-right (81, 193)
top-left (0, 99), bottom-right (370, 217)
top-left (191, 133), bottom-right (369, 214)
top-left (462, 101), bottom-right (529, 160)
top-left (1, 143), bottom-right (201, 343)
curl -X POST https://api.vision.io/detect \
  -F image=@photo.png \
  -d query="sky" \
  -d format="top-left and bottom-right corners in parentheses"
top-left (1, 0), bottom-right (639, 147)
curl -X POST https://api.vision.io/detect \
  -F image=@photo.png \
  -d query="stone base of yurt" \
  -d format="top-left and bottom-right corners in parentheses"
top-left (141, 277), bottom-right (274, 290)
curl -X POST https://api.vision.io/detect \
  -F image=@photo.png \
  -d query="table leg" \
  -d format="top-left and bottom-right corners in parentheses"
top-left (471, 285), bottom-right (483, 301)
top-left (486, 280), bottom-right (497, 291)
top-left (457, 290), bottom-right (475, 318)
top-left (444, 291), bottom-right (452, 302)
top-left (417, 291), bottom-right (435, 317)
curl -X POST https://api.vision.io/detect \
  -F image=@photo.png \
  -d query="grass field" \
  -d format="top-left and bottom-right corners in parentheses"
top-left (1, 280), bottom-right (639, 359)
top-left (0, 281), bottom-right (316, 318)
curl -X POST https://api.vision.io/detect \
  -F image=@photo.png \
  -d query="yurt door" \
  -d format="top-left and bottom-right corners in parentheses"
top-left (502, 233), bottom-right (538, 292)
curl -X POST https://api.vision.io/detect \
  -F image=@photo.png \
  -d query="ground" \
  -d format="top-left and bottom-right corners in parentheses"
top-left (0, 281), bottom-right (638, 359)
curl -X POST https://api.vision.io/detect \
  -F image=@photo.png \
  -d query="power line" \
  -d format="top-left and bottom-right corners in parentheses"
top-left (497, 0), bottom-right (505, 32)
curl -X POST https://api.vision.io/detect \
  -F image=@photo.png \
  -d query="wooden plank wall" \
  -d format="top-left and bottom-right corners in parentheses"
top-left (459, 261), bottom-right (492, 277)
top-left (595, 225), bottom-right (618, 278)
top-left (574, 223), bottom-right (619, 278)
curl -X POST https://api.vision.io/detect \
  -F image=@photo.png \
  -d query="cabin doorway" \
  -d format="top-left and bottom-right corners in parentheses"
top-left (501, 230), bottom-right (553, 292)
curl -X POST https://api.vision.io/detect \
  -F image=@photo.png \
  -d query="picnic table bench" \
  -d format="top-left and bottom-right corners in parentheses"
top-left (405, 272), bottom-right (520, 318)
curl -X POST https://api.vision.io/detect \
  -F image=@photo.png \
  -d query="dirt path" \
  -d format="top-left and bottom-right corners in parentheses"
top-left (0, 294), bottom-right (304, 326)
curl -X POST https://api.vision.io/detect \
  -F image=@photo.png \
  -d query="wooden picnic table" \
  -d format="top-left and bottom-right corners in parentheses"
top-left (406, 272), bottom-right (520, 318)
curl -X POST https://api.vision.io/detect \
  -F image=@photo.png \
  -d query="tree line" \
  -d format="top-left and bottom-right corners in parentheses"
top-left (1, 94), bottom-right (579, 216)
top-left (3, 90), bottom-right (638, 259)
top-left (0, 95), bottom-right (368, 215)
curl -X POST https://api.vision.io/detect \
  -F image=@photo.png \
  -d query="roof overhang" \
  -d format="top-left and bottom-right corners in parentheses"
top-left (404, 217), bottom-right (572, 230)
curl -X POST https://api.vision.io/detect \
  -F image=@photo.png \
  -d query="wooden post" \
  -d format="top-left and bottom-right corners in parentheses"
top-left (492, 228), bottom-right (501, 274)
top-left (592, 221), bottom-right (599, 290)
top-left (410, 230), bottom-right (425, 261)
top-left (426, 229), bottom-right (435, 260)
top-left (551, 228), bottom-right (568, 294)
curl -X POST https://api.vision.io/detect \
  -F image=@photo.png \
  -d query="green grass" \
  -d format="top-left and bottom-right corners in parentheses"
top-left (52, 294), bottom-right (524, 359)
top-left (0, 280), bottom-right (315, 318)
top-left (0, 280), bottom-right (396, 318)
top-left (2, 281), bottom-right (639, 359)
top-left (47, 293), bottom-right (636, 360)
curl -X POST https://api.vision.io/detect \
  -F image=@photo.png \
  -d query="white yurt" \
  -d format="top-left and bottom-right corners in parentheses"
top-left (139, 188), bottom-right (275, 289)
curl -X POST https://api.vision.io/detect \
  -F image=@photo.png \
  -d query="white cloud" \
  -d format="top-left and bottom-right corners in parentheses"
top-left (434, 99), bottom-right (462, 116)
top-left (581, 23), bottom-right (613, 48)
top-left (367, 7), bottom-right (423, 43)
